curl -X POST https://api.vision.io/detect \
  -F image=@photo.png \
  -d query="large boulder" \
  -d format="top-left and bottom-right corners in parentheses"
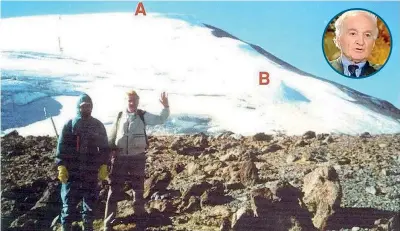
top-left (249, 181), bottom-right (316, 231)
top-left (302, 166), bottom-right (342, 230)
top-left (239, 161), bottom-right (259, 187)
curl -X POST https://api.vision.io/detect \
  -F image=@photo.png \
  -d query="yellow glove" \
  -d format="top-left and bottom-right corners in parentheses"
top-left (98, 164), bottom-right (109, 181)
top-left (57, 165), bottom-right (68, 183)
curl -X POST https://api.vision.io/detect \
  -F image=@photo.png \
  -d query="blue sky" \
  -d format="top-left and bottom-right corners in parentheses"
top-left (2, 1), bottom-right (399, 108)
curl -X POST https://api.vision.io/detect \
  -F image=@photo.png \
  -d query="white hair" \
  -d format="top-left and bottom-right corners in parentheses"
top-left (334, 10), bottom-right (379, 40)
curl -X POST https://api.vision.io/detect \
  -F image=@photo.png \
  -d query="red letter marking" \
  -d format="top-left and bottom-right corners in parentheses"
top-left (135, 2), bottom-right (147, 16)
top-left (259, 72), bottom-right (270, 85)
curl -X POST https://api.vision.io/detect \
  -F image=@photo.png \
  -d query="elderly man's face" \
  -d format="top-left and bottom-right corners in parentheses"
top-left (337, 13), bottom-right (376, 63)
top-left (126, 94), bottom-right (138, 112)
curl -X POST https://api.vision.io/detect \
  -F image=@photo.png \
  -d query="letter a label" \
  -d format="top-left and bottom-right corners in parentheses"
top-left (135, 2), bottom-right (147, 16)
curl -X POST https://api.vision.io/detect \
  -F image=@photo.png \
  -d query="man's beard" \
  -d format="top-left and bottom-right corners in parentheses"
top-left (81, 111), bottom-right (91, 118)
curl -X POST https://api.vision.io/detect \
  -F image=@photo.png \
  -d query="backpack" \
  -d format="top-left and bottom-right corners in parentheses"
top-left (116, 109), bottom-right (149, 148)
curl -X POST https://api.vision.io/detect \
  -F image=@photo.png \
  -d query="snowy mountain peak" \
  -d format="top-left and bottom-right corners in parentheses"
top-left (1, 13), bottom-right (400, 136)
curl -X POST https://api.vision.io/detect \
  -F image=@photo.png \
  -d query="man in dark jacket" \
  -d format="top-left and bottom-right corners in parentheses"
top-left (56, 93), bottom-right (109, 231)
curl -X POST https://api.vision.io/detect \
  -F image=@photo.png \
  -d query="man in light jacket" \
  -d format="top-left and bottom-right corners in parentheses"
top-left (104, 90), bottom-right (170, 231)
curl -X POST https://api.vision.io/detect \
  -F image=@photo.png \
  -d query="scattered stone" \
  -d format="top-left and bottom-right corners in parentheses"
top-left (338, 157), bottom-right (351, 165)
top-left (351, 227), bottom-right (361, 231)
top-left (239, 161), bottom-right (259, 187)
top-left (203, 147), bottom-right (218, 155)
top-left (209, 205), bottom-right (231, 218)
top-left (220, 142), bottom-right (238, 151)
top-left (179, 196), bottom-right (201, 213)
top-left (194, 133), bottom-right (209, 148)
top-left (263, 144), bottom-right (283, 153)
top-left (286, 154), bottom-right (298, 164)
top-left (360, 132), bottom-right (372, 138)
top-left (333, 165), bottom-right (342, 172)
top-left (219, 152), bottom-right (237, 162)
top-left (116, 200), bottom-right (135, 218)
top-left (187, 162), bottom-right (200, 176)
top-left (374, 219), bottom-right (381, 225)
top-left (317, 133), bottom-right (329, 141)
top-left (301, 152), bottom-right (312, 161)
top-left (388, 215), bottom-right (400, 231)
top-left (170, 137), bottom-right (184, 150)
top-left (252, 133), bottom-right (273, 142)
top-left (148, 199), bottom-right (176, 214)
top-left (303, 131), bottom-right (316, 139)
top-left (295, 140), bottom-right (308, 147)
top-left (366, 186), bottom-right (377, 195)
top-left (250, 187), bottom-right (274, 217)
top-left (231, 206), bottom-right (254, 230)
top-left (220, 217), bottom-right (231, 231)
top-left (171, 162), bottom-right (185, 177)
top-left (200, 181), bottom-right (225, 207)
top-left (144, 171), bottom-right (172, 199)
top-left (204, 162), bottom-right (225, 176)
top-left (322, 135), bottom-right (334, 144)
top-left (225, 182), bottom-right (245, 191)
top-left (181, 182), bottom-right (212, 202)
top-left (238, 149), bottom-right (260, 162)
top-left (230, 134), bottom-right (244, 140)
top-left (379, 143), bottom-right (388, 148)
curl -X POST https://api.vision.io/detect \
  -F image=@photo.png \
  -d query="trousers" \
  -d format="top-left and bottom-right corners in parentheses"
top-left (104, 154), bottom-right (146, 228)
top-left (60, 178), bottom-right (98, 231)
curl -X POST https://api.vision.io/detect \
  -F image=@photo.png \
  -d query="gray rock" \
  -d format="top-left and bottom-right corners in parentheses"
top-left (379, 143), bottom-right (388, 148)
top-left (360, 132), bottom-right (372, 138)
top-left (338, 157), bottom-right (351, 165)
top-left (230, 133), bottom-right (244, 140)
top-left (303, 131), bottom-right (316, 139)
top-left (220, 217), bottom-right (231, 231)
top-left (322, 135), bottom-right (334, 144)
top-left (286, 154), bottom-right (298, 164)
top-left (263, 144), bottom-right (283, 153)
top-left (295, 140), bottom-right (308, 147)
top-left (252, 133), bottom-right (273, 142)
top-left (219, 152), bottom-right (238, 162)
top-left (231, 206), bottom-right (254, 230)
top-left (225, 182), bottom-right (245, 191)
top-left (366, 186), bottom-right (377, 195)
top-left (148, 199), bottom-right (176, 213)
top-left (144, 171), bottom-right (172, 199)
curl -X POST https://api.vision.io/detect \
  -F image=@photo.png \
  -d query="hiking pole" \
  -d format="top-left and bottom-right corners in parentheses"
top-left (44, 107), bottom-right (59, 139)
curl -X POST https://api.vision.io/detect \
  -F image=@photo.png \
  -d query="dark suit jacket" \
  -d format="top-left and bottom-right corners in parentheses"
top-left (329, 57), bottom-right (381, 77)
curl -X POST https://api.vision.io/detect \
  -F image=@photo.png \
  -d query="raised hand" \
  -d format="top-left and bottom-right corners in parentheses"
top-left (159, 92), bottom-right (169, 108)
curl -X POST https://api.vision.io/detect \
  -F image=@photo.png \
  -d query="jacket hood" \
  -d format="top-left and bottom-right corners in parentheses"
top-left (76, 94), bottom-right (93, 117)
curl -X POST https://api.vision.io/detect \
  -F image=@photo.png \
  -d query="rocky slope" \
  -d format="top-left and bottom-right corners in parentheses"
top-left (1, 130), bottom-right (399, 231)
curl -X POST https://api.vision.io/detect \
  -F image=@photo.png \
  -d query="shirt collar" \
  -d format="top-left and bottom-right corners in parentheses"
top-left (341, 55), bottom-right (366, 69)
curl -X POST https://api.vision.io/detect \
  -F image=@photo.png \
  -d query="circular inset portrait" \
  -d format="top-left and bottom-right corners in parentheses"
top-left (323, 9), bottom-right (392, 79)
